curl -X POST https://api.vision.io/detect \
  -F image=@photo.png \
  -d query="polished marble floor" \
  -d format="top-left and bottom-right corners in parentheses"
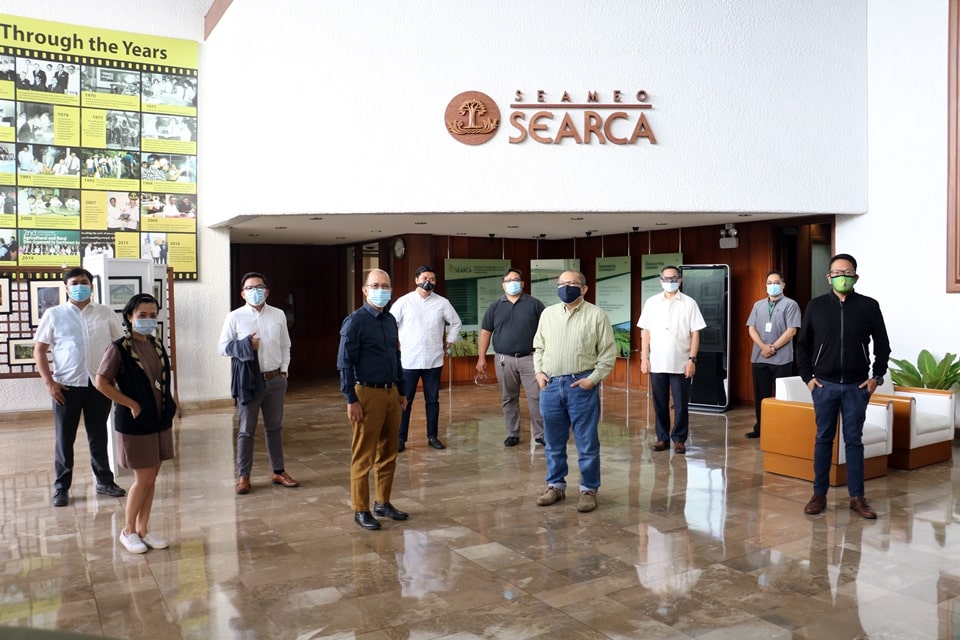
top-left (2, 380), bottom-right (960, 639)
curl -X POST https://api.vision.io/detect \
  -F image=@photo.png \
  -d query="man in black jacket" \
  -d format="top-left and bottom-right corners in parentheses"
top-left (795, 253), bottom-right (891, 519)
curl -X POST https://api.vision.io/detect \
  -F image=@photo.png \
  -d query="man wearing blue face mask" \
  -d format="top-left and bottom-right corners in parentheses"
top-left (638, 266), bottom-right (707, 455)
top-left (34, 267), bottom-right (126, 507)
top-left (744, 270), bottom-right (801, 439)
top-left (477, 267), bottom-right (546, 447)
top-left (533, 270), bottom-right (616, 513)
top-left (218, 272), bottom-right (299, 495)
top-left (338, 269), bottom-right (408, 530)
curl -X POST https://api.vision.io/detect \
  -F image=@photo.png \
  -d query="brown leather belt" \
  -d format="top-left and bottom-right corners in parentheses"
top-left (263, 369), bottom-right (283, 381)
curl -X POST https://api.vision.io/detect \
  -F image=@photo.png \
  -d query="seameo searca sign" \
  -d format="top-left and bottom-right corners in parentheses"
top-left (445, 89), bottom-right (656, 146)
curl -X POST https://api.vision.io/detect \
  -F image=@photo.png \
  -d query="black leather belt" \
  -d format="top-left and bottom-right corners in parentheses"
top-left (356, 381), bottom-right (394, 389)
top-left (499, 351), bottom-right (535, 358)
top-left (263, 369), bottom-right (283, 381)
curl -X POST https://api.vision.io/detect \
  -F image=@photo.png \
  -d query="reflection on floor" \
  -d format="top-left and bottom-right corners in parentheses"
top-left (1, 380), bottom-right (959, 639)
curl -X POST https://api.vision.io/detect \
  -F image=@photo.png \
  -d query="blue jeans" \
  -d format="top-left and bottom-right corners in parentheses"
top-left (650, 372), bottom-right (691, 443)
top-left (811, 379), bottom-right (870, 497)
top-left (399, 366), bottom-right (442, 442)
top-left (540, 372), bottom-right (601, 492)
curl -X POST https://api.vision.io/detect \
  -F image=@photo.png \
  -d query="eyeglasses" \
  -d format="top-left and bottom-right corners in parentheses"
top-left (365, 284), bottom-right (391, 290)
top-left (828, 270), bottom-right (856, 278)
top-left (557, 281), bottom-right (582, 287)
top-left (660, 276), bottom-right (680, 283)
top-left (503, 278), bottom-right (522, 283)
top-left (243, 285), bottom-right (266, 291)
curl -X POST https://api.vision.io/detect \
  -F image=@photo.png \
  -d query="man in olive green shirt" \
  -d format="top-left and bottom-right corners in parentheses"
top-left (533, 270), bottom-right (616, 513)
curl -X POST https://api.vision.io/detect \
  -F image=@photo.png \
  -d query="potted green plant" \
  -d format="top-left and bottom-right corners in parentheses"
top-left (888, 350), bottom-right (960, 390)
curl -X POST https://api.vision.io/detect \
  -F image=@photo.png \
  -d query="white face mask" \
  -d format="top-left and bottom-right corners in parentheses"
top-left (766, 283), bottom-right (783, 297)
top-left (661, 282), bottom-right (680, 293)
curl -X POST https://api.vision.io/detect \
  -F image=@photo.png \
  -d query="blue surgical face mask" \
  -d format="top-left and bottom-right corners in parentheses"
top-left (367, 288), bottom-right (391, 308)
top-left (69, 284), bottom-right (91, 302)
top-left (557, 285), bottom-right (582, 304)
top-left (504, 281), bottom-right (522, 296)
top-left (766, 283), bottom-right (783, 297)
top-left (661, 282), bottom-right (680, 293)
top-left (132, 318), bottom-right (158, 336)
top-left (245, 288), bottom-right (266, 306)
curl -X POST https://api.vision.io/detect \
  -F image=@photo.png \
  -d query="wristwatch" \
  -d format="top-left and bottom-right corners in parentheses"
top-left (873, 375), bottom-right (884, 386)
top-left (688, 356), bottom-right (698, 363)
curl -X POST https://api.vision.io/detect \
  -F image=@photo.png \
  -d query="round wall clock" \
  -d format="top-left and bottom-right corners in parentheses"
top-left (393, 238), bottom-right (405, 259)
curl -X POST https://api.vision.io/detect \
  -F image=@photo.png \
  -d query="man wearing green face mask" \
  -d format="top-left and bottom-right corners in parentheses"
top-left (795, 253), bottom-right (891, 519)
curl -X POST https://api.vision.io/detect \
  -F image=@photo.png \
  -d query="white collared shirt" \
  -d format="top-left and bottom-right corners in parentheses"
top-left (34, 301), bottom-right (124, 387)
top-left (637, 291), bottom-right (707, 373)
top-left (218, 303), bottom-right (291, 372)
top-left (390, 290), bottom-right (463, 369)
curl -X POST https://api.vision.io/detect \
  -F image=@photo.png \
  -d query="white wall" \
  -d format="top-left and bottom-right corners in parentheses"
top-left (849, 0), bottom-right (960, 366)
top-left (202, 0), bottom-right (868, 223)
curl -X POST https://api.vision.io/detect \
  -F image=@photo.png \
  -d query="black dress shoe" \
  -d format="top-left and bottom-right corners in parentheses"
top-left (745, 431), bottom-right (760, 439)
top-left (504, 436), bottom-right (520, 447)
top-left (354, 511), bottom-right (382, 530)
top-left (52, 489), bottom-right (69, 507)
top-left (374, 502), bottom-right (409, 520)
top-left (397, 441), bottom-right (405, 452)
top-left (535, 437), bottom-right (545, 446)
top-left (96, 482), bottom-right (126, 497)
top-left (428, 438), bottom-right (445, 450)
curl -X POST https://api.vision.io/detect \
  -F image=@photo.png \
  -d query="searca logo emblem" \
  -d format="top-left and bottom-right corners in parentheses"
top-left (444, 91), bottom-right (501, 145)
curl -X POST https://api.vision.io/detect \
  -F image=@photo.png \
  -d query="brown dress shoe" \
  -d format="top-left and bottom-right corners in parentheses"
top-left (235, 477), bottom-right (250, 495)
top-left (674, 442), bottom-right (686, 454)
top-left (850, 496), bottom-right (877, 519)
top-left (272, 471), bottom-right (300, 488)
top-left (651, 440), bottom-right (669, 451)
top-left (804, 493), bottom-right (826, 515)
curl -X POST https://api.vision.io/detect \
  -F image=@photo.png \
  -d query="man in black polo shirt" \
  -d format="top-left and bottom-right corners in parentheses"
top-left (338, 269), bottom-right (408, 530)
top-left (476, 267), bottom-right (547, 447)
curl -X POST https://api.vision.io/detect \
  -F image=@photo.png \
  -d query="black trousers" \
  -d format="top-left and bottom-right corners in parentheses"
top-left (751, 362), bottom-right (794, 432)
top-left (53, 383), bottom-right (115, 490)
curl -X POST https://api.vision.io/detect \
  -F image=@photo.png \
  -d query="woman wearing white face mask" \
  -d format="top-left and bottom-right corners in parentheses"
top-left (95, 293), bottom-right (177, 554)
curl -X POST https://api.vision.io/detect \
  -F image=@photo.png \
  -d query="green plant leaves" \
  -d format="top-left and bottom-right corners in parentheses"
top-left (889, 350), bottom-right (960, 389)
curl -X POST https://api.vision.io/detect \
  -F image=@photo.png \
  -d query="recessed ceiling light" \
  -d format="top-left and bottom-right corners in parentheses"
top-left (655, 223), bottom-right (668, 226)
top-left (310, 217), bottom-right (323, 221)
top-left (247, 233), bottom-right (259, 236)
top-left (456, 232), bottom-right (467, 235)
top-left (414, 221), bottom-right (427, 225)
top-left (507, 225), bottom-right (519, 229)
top-left (274, 226), bottom-right (287, 230)
top-left (335, 236), bottom-right (346, 240)
top-left (370, 230), bottom-right (381, 233)
top-left (570, 217), bottom-right (584, 221)
top-left (738, 214), bottom-right (752, 217)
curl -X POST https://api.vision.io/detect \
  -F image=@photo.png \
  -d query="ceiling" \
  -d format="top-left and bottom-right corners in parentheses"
top-left (213, 210), bottom-right (808, 246)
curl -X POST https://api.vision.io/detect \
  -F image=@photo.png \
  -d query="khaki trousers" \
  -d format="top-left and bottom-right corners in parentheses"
top-left (350, 385), bottom-right (401, 511)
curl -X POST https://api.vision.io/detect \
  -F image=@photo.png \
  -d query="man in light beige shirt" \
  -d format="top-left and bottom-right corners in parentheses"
top-left (533, 270), bottom-right (616, 513)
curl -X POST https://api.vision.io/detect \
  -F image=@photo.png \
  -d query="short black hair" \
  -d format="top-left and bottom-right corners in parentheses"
top-left (239, 271), bottom-right (268, 289)
top-left (503, 267), bottom-right (523, 280)
top-left (415, 265), bottom-right (436, 278)
top-left (120, 293), bottom-right (159, 329)
top-left (829, 253), bottom-right (857, 271)
top-left (766, 270), bottom-right (785, 281)
top-left (63, 267), bottom-right (93, 283)
top-left (660, 265), bottom-right (681, 277)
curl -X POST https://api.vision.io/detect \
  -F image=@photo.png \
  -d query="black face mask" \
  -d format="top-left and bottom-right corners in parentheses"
top-left (418, 281), bottom-right (435, 292)
top-left (557, 285), bottom-right (582, 304)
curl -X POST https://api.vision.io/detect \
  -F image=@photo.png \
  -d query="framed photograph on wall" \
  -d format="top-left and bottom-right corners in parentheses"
top-left (153, 278), bottom-right (164, 310)
top-left (9, 338), bottom-right (36, 365)
top-left (0, 277), bottom-right (10, 313)
top-left (29, 280), bottom-right (67, 327)
top-left (108, 277), bottom-right (141, 310)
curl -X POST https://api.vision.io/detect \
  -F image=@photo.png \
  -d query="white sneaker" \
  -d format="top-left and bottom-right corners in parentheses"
top-left (141, 532), bottom-right (169, 549)
top-left (119, 531), bottom-right (147, 554)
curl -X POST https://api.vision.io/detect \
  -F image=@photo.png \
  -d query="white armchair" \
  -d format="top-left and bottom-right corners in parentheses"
top-left (760, 377), bottom-right (893, 486)
top-left (875, 380), bottom-right (954, 469)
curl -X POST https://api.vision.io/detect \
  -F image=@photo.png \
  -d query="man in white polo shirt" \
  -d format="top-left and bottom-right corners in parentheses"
top-left (34, 267), bottom-right (127, 507)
